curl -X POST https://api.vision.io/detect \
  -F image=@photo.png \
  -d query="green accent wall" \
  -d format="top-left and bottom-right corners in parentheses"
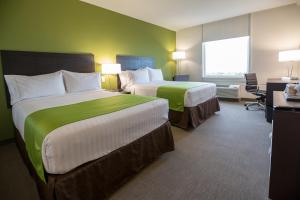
top-left (0, 0), bottom-right (176, 141)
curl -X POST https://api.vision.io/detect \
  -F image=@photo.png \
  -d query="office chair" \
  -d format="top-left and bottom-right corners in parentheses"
top-left (244, 73), bottom-right (266, 110)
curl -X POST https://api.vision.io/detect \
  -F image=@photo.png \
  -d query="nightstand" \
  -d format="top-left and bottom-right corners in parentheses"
top-left (120, 90), bottom-right (131, 94)
top-left (103, 88), bottom-right (121, 92)
top-left (173, 74), bottom-right (189, 81)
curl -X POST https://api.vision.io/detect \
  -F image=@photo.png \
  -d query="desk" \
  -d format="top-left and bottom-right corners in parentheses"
top-left (269, 91), bottom-right (300, 200)
top-left (265, 78), bottom-right (298, 122)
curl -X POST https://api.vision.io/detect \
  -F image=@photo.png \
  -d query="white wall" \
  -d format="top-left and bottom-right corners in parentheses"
top-left (176, 4), bottom-right (300, 98)
top-left (176, 25), bottom-right (203, 81)
top-left (251, 4), bottom-right (300, 85)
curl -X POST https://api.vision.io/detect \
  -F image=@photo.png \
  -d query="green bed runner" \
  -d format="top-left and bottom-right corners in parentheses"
top-left (24, 94), bottom-right (157, 183)
top-left (156, 82), bottom-right (204, 112)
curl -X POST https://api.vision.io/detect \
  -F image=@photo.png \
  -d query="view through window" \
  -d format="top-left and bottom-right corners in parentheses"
top-left (202, 36), bottom-right (250, 78)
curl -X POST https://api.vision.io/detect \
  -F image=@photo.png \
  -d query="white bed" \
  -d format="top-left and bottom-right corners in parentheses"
top-left (126, 80), bottom-right (217, 107)
top-left (12, 90), bottom-right (169, 175)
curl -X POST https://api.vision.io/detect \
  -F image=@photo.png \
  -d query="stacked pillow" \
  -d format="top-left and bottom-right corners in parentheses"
top-left (5, 70), bottom-right (101, 105)
top-left (118, 68), bottom-right (164, 90)
top-left (5, 67), bottom-right (165, 105)
top-left (62, 70), bottom-right (101, 93)
top-left (147, 68), bottom-right (164, 82)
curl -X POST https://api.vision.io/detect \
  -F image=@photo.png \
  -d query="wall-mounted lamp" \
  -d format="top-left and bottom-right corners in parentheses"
top-left (101, 63), bottom-right (121, 90)
top-left (172, 51), bottom-right (186, 75)
top-left (278, 50), bottom-right (300, 80)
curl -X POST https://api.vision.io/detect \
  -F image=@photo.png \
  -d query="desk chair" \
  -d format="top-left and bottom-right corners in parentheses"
top-left (244, 73), bottom-right (266, 110)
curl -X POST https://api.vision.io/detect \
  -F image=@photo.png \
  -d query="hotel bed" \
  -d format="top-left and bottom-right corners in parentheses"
top-left (116, 55), bottom-right (220, 129)
top-left (128, 80), bottom-right (217, 107)
top-left (1, 50), bottom-right (174, 200)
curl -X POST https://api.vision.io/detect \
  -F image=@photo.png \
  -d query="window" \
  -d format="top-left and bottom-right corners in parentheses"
top-left (202, 36), bottom-right (249, 78)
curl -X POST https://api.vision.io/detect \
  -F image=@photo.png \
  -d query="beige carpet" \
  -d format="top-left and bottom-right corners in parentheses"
top-left (0, 101), bottom-right (271, 200)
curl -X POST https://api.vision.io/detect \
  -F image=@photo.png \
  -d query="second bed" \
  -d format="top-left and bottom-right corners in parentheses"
top-left (117, 55), bottom-right (220, 129)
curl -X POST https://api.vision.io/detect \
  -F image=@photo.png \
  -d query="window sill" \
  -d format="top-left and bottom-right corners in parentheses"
top-left (203, 76), bottom-right (244, 79)
top-left (203, 76), bottom-right (245, 80)
top-left (202, 77), bottom-right (246, 85)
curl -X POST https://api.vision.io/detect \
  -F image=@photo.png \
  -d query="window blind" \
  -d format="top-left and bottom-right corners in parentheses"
top-left (202, 14), bottom-right (250, 42)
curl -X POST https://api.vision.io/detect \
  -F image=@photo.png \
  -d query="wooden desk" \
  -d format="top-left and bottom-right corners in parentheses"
top-left (265, 78), bottom-right (298, 122)
top-left (269, 91), bottom-right (300, 200)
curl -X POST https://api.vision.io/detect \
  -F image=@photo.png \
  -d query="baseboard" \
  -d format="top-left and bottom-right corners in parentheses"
top-left (0, 138), bottom-right (15, 146)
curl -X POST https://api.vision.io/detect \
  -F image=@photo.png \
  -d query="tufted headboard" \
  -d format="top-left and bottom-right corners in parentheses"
top-left (116, 55), bottom-right (155, 71)
top-left (115, 55), bottom-right (155, 89)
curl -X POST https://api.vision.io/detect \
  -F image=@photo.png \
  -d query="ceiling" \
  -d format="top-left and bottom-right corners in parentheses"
top-left (80, 0), bottom-right (297, 31)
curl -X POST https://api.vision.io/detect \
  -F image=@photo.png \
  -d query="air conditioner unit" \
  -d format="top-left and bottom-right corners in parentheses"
top-left (217, 85), bottom-right (241, 100)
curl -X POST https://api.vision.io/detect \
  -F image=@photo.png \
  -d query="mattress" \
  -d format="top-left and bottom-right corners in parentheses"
top-left (12, 90), bottom-right (169, 175)
top-left (127, 81), bottom-right (217, 107)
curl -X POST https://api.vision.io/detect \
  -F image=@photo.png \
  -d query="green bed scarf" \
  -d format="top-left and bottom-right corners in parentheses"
top-left (24, 94), bottom-right (157, 182)
top-left (156, 82), bottom-right (204, 112)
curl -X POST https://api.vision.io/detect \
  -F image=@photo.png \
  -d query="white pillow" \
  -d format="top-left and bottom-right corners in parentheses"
top-left (119, 71), bottom-right (131, 89)
top-left (128, 68), bottom-right (150, 84)
top-left (62, 70), bottom-right (101, 93)
top-left (147, 68), bottom-right (164, 81)
top-left (4, 71), bottom-right (66, 105)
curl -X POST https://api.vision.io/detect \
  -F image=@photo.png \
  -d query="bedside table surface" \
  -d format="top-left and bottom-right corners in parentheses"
top-left (173, 74), bottom-right (189, 81)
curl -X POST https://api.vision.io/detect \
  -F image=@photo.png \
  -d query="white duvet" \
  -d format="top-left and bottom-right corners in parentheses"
top-left (12, 90), bottom-right (169, 175)
top-left (127, 81), bottom-right (217, 107)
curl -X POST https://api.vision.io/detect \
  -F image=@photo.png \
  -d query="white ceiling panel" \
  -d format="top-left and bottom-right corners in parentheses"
top-left (81, 0), bottom-right (296, 31)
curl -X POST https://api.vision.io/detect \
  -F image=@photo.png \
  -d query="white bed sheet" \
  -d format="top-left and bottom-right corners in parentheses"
top-left (12, 90), bottom-right (169, 174)
top-left (127, 81), bottom-right (217, 107)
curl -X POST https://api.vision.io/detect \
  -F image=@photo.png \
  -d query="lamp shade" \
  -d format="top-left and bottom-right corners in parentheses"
top-left (101, 63), bottom-right (121, 74)
top-left (278, 50), bottom-right (300, 62)
top-left (172, 51), bottom-right (186, 60)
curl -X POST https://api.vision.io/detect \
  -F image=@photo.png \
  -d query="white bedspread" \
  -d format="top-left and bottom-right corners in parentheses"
top-left (127, 81), bottom-right (217, 107)
top-left (12, 90), bottom-right (169, 174)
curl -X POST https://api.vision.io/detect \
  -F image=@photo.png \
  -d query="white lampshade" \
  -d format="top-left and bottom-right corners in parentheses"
top-left (101, 63), bottom-right (121, 74)
top-left (172, 51), bottom-right (186, 60)
top-left (278, 50), bottom-right (300, 62)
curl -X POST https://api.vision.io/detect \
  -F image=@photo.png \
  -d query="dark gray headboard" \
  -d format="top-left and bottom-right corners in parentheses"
top-left (116, 55), bottom-right (155, 71)
top-left (1, 50), bottom-right (95, 76)
top-left (1, 50), bottom-right (95, 107)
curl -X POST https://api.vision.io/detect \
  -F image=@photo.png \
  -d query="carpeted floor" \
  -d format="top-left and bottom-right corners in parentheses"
top-left (0, 101), bottom-right (272, 200)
